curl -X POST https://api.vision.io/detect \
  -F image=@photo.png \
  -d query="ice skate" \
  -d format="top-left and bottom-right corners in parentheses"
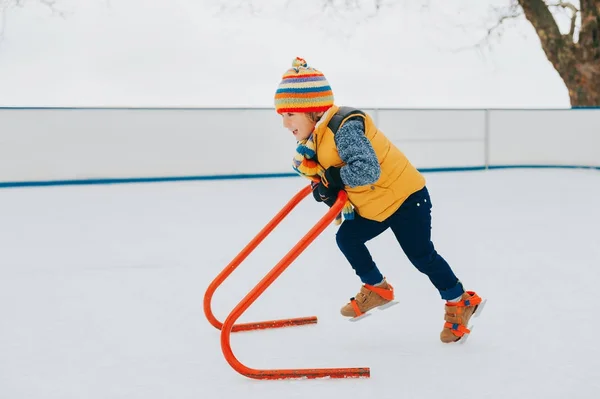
top-left (340, 278), bottom-right (397, 321)
top-left (440, 290), bottom-right (486, 343)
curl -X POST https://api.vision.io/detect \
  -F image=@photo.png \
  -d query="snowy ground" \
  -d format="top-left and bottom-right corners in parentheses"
top-left (1, 168), bottom-right (599, 399)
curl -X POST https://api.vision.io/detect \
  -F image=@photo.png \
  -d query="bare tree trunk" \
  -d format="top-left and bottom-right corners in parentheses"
top-left (518, 0), bottom-right (600, 106)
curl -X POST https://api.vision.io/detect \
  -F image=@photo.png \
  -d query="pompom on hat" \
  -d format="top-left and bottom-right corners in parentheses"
top-left (274, 57), bottom-right (334, 114)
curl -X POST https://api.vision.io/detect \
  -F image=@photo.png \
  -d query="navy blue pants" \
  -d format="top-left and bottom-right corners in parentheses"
top-left (335, 186), bottom-right (464, 300)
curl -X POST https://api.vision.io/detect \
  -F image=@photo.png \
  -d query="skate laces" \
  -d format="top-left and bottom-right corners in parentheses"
top-left (444, 291), bottom-right (482, 337)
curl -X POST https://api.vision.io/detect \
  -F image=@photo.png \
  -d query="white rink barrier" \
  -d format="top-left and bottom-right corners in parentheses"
top-left (0, 107), bottom-right (599, 187)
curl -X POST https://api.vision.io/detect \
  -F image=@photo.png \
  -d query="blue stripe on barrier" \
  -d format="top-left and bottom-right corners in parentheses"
top-left (0, 173), bottom-right (299, 188)
top-left (488, 164), bottom-right (600, 170)
top-left (0, 165), bottom-right (597, 189)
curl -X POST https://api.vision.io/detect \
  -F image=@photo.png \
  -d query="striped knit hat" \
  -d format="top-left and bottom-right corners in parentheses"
top-left (274, 57), bottom-right (334, 114)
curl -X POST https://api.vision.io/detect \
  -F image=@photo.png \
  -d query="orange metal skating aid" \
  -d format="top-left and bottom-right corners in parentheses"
top-left (203, 185), bottom-right (370, 380)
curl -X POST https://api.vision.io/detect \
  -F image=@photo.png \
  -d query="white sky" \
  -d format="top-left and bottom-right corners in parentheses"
top-left (0, 0), bottom-right (571, 108)
top-left (1, 169), bottom-right (599, 398)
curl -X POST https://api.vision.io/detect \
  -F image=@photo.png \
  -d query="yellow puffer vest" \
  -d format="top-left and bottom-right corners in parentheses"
top-left (314, 105), bottom-right (426, 222)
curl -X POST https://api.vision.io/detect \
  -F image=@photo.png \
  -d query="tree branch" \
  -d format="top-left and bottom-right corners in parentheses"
top-left (578, 0), bottom-right (600, 53)
top-left (547, 1), bottom-right (579, 39)
top-left (486, 9), bottom-right (524, 38)
top-left (517, 0), bottom-right (567, 68)
top-left (548, 1), bottom-right (579, 14)
top-left (451, 3), bottom-right (523, 54)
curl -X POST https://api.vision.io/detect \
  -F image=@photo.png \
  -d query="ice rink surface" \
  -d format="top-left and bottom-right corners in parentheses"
top-left (1, 168), bottom-right (599, 399)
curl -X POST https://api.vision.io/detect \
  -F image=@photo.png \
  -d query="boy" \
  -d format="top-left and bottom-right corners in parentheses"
top-left (275, 57), bottom-right (484, 343)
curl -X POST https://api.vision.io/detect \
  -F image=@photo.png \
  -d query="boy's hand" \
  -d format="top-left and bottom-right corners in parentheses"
top-left (312, 167), bottom-right (344, 207)
top-left (322, 167), bottom-right (343, 190)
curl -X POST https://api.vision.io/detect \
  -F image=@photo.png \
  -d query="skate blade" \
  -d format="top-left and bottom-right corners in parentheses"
top-left (458, 298), bottom-right (487, 345)
top-left (458, 326), bottom-right (473, 345)
top-left (473, 298), bottom-right (487, 318)
top-left (349, 313), bottom-right (371, 322)
top-left (349, 301), bottom-right (398, 322)
top-left (378, 300), bottom-right (399, 311)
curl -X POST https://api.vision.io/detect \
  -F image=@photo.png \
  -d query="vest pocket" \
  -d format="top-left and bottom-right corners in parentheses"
top-left (348, 184), bottom-right (394, 215)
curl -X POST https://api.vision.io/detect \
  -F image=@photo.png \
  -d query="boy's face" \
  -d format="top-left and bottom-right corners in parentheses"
top-left (281, 112), bottom-right (315, 141)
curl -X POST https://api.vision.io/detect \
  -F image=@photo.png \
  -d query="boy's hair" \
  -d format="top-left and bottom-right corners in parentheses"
top-left (306, 112), bottom-right (324, 123)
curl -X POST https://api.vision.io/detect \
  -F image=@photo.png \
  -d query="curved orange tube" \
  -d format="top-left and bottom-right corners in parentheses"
top-left (219, 189), bottom-right (370, 379)
top-left (203, 184), bottom-right (318, 332)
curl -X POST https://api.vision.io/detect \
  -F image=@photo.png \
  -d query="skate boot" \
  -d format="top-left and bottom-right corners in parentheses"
top-left (340, 278), bottom-right (396, 320)
top-left (440, 290), bottom-right (485, 343)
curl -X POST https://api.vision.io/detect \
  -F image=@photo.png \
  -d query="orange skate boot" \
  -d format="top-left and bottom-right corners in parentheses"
top-left (440, 290), bottom-right (486, 343)
top-left (340, 278), bottom-right (397, 321)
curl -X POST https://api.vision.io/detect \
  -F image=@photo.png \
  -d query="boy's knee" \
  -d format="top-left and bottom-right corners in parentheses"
top-left (335, 230), bottom-right (349, 250)
top-left (336, 228), bottom-right (362, 252)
